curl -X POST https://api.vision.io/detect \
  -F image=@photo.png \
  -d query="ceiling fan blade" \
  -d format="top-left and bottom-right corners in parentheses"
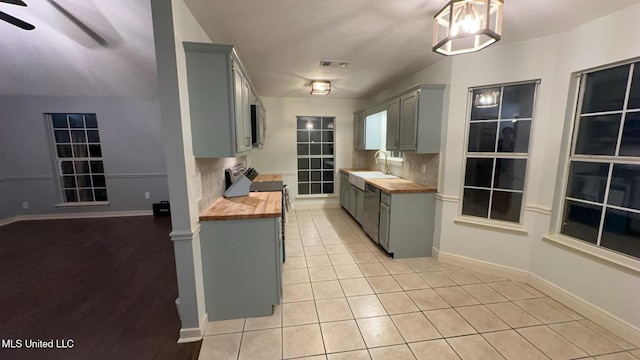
top-left (0, 0), bottom-right (27, 6)
top-left (0, 11), bottom-right (35, 30)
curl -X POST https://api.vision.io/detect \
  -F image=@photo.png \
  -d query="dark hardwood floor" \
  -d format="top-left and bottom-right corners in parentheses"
top-left (0, 216), bottom-right (201, 360)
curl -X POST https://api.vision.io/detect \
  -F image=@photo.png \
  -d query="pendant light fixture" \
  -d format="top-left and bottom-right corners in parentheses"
top-left (433, 0), bottom-right (503, 56)
top-left (310, 80), bottom-right (331, 95)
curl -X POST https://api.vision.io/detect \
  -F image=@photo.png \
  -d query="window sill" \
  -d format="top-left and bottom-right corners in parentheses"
top-left (55, 201), bottom-right (110, 208)
top-left (543, 234), bottom-right (640, 274)
top-left (454, 216), bottom-right (528, 235)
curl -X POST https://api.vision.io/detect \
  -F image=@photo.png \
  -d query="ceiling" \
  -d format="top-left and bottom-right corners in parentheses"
top-left (0, 0), bottom-right (638, 99)
top-left (0, 0), bottom-right (157, 98)
top-left (184, 0), bottom-right (640, 99)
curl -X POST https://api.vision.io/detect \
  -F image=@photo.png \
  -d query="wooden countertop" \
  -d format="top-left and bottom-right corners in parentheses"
top-left (200, 192), bottom-right (282, 221)
top-left (339, 168), bottom-right (436, 193)
top-left (366, 178), bottom-right (436, 194)
top-left (253, 174), bottom-right (282, 182)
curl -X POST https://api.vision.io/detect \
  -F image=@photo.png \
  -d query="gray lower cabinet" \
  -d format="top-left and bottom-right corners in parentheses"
top-left (355, 188), bottom-right (364, 224)
top-left (379, 201), bottom-right (391, 251)
top-left (379, 191), bottom-right (435, 258)
top-left (199, 217), bottom-right (282, 320)
top-left (340, 179), bottom-right (349, 209)
top-left (340, 177), bottom-right (364, 224)
top-left (348, 185), bottom-right (357, 216)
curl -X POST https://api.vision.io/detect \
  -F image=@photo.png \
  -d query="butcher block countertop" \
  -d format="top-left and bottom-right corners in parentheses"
top-left (200, 192), bottom-right (282, 221)
top-left (366, 178), bottom-right (436, 194)
top-left (253, 174), bottom-right (282, 182)
top-left (339, 169), bottom-right (436, 193)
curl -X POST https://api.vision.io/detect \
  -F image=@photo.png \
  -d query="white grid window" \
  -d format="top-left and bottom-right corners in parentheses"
top-left (49, 113), bottom-right (108, 203)
top-left (561, 61), bottom-right (640, 259)
top-left (296, 116), bottom-right (335, 195)
top-left (461, 81), bottom-right (538, 223)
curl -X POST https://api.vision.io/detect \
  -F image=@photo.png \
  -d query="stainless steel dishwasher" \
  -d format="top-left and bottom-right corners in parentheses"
top-left (362, 183), bottom-right (381, 243)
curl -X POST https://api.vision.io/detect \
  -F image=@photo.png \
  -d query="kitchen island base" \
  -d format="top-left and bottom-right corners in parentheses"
top-left (199, 217), bottom-right (282, 320)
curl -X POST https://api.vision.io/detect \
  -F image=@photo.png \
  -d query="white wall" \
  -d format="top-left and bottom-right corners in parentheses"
top-left (151, 0), bottom-right (213, 340)
top-left (247, 97), bottom-right (365, 200)
top-left (427, 4), bottom-right (640, 332)
top-left (366, 2), bottom-right (640, 337)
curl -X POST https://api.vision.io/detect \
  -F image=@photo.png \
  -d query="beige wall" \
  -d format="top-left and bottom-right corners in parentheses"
top-left (247, 96), bottom-right (365, 201)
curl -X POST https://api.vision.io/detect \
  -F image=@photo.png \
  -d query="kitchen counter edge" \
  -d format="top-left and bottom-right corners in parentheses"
top-left (199, 191), bottom-right (282, 221)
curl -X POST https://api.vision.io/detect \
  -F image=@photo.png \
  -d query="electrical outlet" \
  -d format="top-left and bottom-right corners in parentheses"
top-left (144, 192), bottom-right (150, 199)
top-left (421, 164), bottom-right (427, 174)
top-left (22, 201), bottom-right (29, 209)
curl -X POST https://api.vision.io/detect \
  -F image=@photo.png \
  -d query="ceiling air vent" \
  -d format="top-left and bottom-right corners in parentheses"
top-left (320, 60), bottom-right (349, 68)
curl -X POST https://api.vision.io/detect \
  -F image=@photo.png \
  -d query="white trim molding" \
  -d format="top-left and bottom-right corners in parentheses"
top-left (177, 313), bottom-right (208, 343)
top-left (436, 194), bottom-right (459, 203)
top-left (434, 249), bottom-right (530, 282)
top-left (105, 173), bottom-right (168, 179)
top-left (0, 175), bottom-right (53, 183)
top-left (525, 204), bottom-right (552, 215)
top-left (454, 216), bottom-right (529, 235)
top-left (294, 197), bottom-right (340, 209)
top-left (543, 234), bottom-right (640, 274)
top-left (528, 273), bottom-right (640, 347)
top-left (0, 210), bottom-right (153, 227)
top-left (434, 248), bottom-right (640, 347)
top-left (170, 226), bottom-right (202, 242)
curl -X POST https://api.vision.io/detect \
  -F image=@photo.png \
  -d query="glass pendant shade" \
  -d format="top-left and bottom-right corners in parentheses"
top-left (433, 0), bottom-right (503, 56)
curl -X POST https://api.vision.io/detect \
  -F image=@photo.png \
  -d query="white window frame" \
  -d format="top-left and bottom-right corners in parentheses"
top-left (551, 60), bottom-right (640, 263)
top-left (457, 80), bottom-right (540, 229)
top-left (46, 113), bottom-right (109, 206)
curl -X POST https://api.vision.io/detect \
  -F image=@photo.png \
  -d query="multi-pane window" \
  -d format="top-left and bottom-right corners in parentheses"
top-left (296, 116), bottom-right (335, 195)
top-left (49, 113), bottom-right (108, 203)
top-left (561, 62), bottom-right (640, 259)
top-left (461, 82), bottom-right (538, 223)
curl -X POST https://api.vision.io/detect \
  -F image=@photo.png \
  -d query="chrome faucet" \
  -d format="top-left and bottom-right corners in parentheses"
top-left (374, 150), bottom-right (389, 174)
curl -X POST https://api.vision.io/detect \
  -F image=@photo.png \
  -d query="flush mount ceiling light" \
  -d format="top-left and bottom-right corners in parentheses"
top-left (310, 80), bottom-right (331, 95)
top-left (433, 0), bottom-right (503, 56)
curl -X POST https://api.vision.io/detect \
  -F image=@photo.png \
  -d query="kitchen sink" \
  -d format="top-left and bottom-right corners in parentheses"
top-left (348, 171), bottom-right (398, 190)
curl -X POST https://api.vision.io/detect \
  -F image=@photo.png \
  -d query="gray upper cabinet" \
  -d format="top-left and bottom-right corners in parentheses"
top-left (234, 65), bottom-right (252, 153)
top-left (360, 84), bottom-right (445, 154)
top-left (184, 42), bottom-right (262, 158)
top-left (399, 91), bottom-right (419, 150)
top-left (353, 111), bottom-right (366, 150)
top-left (386, 98), bottom-right (400, 150)
top-left (353, 109), bottom-right (386, 151)
top-left (415, 86), bottom-right (445, 154)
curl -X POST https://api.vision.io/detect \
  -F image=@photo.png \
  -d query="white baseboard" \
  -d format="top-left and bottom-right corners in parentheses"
top-left (528, 273), bottom-right (640, 347)
top-left (434, 248), bottom-right (640, 347)
top-left (293, 198), bottom-right (340, 209)
top-left (0, 210), bottom-right (154, 227)
top-left (177, 313), bottom-right (208, 343)
top-left (434, 249), bottom-right (529, 282)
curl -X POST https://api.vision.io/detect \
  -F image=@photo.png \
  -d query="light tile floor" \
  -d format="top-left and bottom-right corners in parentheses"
top-left (199, 208), bottom-right (639, 360)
